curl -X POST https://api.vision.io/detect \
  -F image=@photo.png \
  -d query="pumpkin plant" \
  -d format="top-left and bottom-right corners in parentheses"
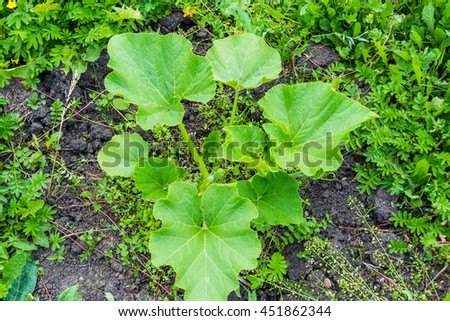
top-left (97, 32), bottom-right (377, 300)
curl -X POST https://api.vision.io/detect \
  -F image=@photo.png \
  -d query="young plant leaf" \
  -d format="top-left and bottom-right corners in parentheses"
top-left (219, 125), bottom-right (267, 164)
top-left (133, 158), bottom-right (184, 201)
top-left (149, 182), bottom-right (260, 300)
top-left (259, 83), bottom-right (377, 176)
top-left (237, 171), bottom-right (303, 225)
top-left (206, 33), bottom-right (281, 90)
top-left (97, 133), bottom-right (149, 177)
top-left (202, 130), bottom-right (222, 163)
top-left (413, 158), bottom-right (430, 182)
top-left (32, 226), bottom-right (49, 248)
top-left (105, 33), bottom-right (216, 130)
top-left (58, 285), bottom-right (83, 301)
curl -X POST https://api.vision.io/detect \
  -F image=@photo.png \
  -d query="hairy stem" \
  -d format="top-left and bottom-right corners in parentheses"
top-left (228, 87), bottom-right (240, 126)
top-left (178, 123), bottom-right (210, 184)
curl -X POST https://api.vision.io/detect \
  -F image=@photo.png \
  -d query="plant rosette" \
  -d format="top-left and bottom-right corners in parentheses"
top-left (97, 32), bottom-right (377, 300)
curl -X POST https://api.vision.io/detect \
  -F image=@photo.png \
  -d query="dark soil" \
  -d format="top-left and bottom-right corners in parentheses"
top-left (2, 16), bottom-right (449, 301)
top-left (284, 156), bottom-right (401, 300)
top-left (156, 10), bottom-right (196, 35)
top-left (296, 42), bottom-right (341, 70)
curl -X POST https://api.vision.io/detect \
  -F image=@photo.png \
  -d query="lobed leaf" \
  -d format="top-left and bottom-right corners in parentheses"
top-left (219, 125), bottom-right (267, 164)
top-left (133, 158), bottom-right (184, 201)
top-left (259, 83), bottom-right (377, 176)
top-left (237, 171), bottom-right (303, 225)
top-left (206, 33), bottom-right (281, 90)
top-left (149, 182), bottom-right (260, 300)
top-left (105, 33), bottom-right (216, 130)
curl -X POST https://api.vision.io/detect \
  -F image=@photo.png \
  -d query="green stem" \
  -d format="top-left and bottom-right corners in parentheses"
top-left (228, 87), bottom-right (240, 126)
top-left (288, 170), bottom-right (305, 178)
top-left (178, 123), bottom-right (210, 184)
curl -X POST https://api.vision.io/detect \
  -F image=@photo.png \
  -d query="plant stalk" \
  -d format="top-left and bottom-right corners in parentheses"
top-left (178, 123), bottom-right (210, 184)
top-left (288, 170), bottom-right (304, 178)
top-left (228, 87), bottom-right (240, 126)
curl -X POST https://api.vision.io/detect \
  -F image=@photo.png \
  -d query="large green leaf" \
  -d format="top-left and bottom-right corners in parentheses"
top-left (5, 259), bottom-right (37, 301)
top-left (133, 158), bottom-right (184, 201)
top-left (149, 182), bottom-right (260, 300)
top-left (237, 171), bottom-right (303, 225)
top-left (0, 253), bottom-right (27, 299)
top-left (105, 33), bottom-right (216, 129)
top-left (97, 133), bottom-right (149, 177)
top-left (259, 83), bottom-right (377, 176)
top-left (219, 125), bottom-right (267, 164)
top-left (206, 33), bottom-right (281, 90)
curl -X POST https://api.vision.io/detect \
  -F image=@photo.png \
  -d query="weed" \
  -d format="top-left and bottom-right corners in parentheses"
top-left (26, 92), bottom-right (46, 110)
top-left (79, 229), bottom-right (105, 262)
top-left (47, 246), bottom-right (65, 263)
top-left (0, 0), bottom-right (173, 87)
top-left (0, 95), bottom-right (55, 299)
top-left (295, 196), bottom-right (447, 301)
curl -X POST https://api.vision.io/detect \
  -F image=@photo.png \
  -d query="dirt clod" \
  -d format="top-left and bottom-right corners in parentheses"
top-left (371, 189), bottom-right (397, 224)
top-left (90, 124), bottom-right (114, 141)
top-left (297, 42), bottom-right (341, 69)
top-left (30, 122), bottom-right (44, 134)
top-left (157, 11), bottom-right (195, 35)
